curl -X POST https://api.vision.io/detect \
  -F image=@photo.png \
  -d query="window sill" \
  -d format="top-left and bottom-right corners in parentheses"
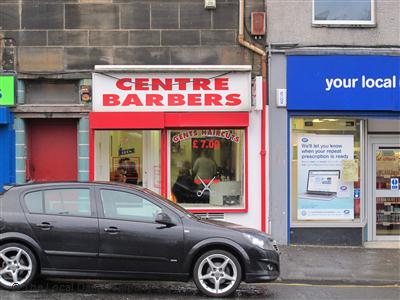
top-left (291, 220), bottom-right (366, 228)
top-left (187, 207), bottom-right (248, 213)
top-left (312, 22), bottom-right (377, 28)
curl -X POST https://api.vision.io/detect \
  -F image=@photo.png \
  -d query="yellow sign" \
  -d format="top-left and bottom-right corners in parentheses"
top-left (342, 160), bottom-right (358, 182)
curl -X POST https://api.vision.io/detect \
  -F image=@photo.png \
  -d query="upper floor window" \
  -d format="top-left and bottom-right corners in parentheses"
top-left (313, 0), bottom-right (375, 26)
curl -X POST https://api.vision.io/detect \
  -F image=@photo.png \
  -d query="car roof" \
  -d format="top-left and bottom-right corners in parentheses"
top-left (2, 181), bottom-right (188, 217)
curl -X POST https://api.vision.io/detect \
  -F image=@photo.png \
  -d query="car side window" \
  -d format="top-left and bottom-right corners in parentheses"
top-left (100, 189), bottom-right (162, 223)
top-left (24, 189), bottom-right (91, 217)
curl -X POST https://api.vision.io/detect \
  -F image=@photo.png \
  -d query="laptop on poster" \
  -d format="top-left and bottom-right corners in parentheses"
top-left (299, 170), bottom-right (340, 200)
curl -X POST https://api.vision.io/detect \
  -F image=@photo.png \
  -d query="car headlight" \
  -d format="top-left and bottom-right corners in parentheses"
top-left (243, 233), bottom-right (276, 251)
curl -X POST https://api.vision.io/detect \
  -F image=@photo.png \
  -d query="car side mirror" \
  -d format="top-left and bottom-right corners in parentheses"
top-left (155, 212), bottom-right (176, 227)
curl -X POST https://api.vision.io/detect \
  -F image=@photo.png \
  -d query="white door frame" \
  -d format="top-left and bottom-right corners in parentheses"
top-left (367, 135), bottom-right (400, 241)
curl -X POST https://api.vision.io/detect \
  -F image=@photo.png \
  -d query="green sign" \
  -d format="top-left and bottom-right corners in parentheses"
top-left (0, 75), bottom-right (15, 106)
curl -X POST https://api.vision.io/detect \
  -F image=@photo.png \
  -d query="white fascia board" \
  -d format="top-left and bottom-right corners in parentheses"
top-left (94, 65), bottom-right (252, 72)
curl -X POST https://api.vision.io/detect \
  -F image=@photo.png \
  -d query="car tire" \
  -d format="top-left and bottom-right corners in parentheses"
top-left (193, 249), bottom-right (242, 298)
top-left (0, 243), bottom-right (37, 290)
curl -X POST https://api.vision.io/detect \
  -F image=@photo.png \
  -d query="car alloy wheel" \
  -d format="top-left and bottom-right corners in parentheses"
top-left (0, 243), bottom-right (37, 290)
top-left (193, 250), bottom-right (242, 297)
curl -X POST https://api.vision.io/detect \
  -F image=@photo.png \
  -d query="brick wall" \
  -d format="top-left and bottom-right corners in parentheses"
top-left (0, 0), bottom-right (265, 76)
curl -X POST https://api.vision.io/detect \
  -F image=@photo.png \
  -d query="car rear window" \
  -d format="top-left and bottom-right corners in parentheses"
top-left (25, 191), bottom-right (43, 213)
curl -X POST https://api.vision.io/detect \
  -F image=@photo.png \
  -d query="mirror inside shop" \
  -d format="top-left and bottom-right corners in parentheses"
top-left (375, 148), bottom-right (400, 236)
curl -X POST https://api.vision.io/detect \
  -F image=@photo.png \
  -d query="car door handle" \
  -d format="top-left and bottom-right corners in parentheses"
top-left (104, 226), bottom-right (120, 234)
top-left (36, 222), bottom-right (53, 230)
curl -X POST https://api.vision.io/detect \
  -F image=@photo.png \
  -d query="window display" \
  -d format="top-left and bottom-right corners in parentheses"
top-left (291, 118), bottom-right (362, 222)
top-left (170, 129), bottom-right (245, 209)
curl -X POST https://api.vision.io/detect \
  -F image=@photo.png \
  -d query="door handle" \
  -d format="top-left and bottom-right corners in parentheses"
top-left (104, 226), bottom-right (120, 234)
top-left (36, 222), bottom-right (53, 230)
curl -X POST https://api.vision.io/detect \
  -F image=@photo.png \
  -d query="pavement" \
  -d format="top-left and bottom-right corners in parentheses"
top-left (1, 280), bottom-right (399, 300)
top-left (278, 245), bottom-right (400, 285)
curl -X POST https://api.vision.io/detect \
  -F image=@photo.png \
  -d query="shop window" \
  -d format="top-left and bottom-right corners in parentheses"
top-left (94, 130), bottom-right (161, 194)
top-left (170, 129), bottom-right (245, 210)
top-left (291, 118), bottom-right (362, 223)
top-left (313, 0), bottom-right (375, 26)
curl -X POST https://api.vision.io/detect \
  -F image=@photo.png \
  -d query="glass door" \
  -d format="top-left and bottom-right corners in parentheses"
top-left (373, 144), bottom-right (400, 240)
top-left (94, 130), bottom-right (161, 194)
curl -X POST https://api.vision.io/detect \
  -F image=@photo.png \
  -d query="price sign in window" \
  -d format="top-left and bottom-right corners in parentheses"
top-left (192, 139), bottom-right (221, 150)
top-left (170, 129), bottom-right (245, 209)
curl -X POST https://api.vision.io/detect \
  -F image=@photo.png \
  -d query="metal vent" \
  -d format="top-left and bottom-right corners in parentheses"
top-left (194, 213), bottom-right (225, 220)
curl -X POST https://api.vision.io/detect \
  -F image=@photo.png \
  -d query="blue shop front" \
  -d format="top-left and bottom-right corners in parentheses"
top-left (286, 55), bottom-right (399, 245)
top-left (0, 107), bottom-right (15, 192)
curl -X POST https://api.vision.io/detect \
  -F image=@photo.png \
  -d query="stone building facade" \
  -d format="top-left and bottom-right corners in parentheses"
top-left (1, 0), bottom-right (264, 74)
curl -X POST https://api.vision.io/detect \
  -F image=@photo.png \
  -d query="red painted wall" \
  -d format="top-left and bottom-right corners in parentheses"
top-left (27, 119), bottom-right (77, 181)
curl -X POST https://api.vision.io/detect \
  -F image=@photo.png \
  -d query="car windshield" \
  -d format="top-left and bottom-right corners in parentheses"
top-left (142, 188), bottom-right (198, 219)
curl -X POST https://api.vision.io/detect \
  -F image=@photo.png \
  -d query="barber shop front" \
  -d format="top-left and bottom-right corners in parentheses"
top-left (90, 65), bottom-right (266, 229)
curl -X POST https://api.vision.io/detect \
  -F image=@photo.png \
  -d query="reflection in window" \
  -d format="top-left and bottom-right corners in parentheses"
top-left (314, 0), bottom-right (372, 22)
top-left (170, 129), bottom-right (245, 209)
top-left (25, 191), bottom-right (43, 214)
top-left (25, 189), bottom-right (91, 216)
top-left (100, 190), bottom-right (162, 222)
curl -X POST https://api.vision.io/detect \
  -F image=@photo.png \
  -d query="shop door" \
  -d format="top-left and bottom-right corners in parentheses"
top-left (373, 140), bottom-right (400, 240)
top-left (94, 130), bottom-right (161, 193)
top-left (28, 119), bottom-right (77, 181)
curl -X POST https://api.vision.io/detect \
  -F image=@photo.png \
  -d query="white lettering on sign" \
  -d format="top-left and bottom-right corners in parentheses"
top-left (92, 72), bottom-right (251, 112)
top-left (325, 75), bottom-right (398, 92)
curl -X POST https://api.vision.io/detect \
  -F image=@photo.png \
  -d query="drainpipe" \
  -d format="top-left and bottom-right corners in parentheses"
top-left (238, 0), bottom-right (268, 232)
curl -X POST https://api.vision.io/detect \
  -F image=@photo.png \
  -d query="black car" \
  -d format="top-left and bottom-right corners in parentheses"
top-left (0, 182), bottom-right (279, 297)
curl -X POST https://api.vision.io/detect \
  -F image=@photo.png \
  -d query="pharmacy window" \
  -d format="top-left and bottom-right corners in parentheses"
top-left (169, 129), bottom-right (245, 210)
top-left (313, 0), bottom-right (375, 26)
top-left (291, 118), bottom-right (363, 223)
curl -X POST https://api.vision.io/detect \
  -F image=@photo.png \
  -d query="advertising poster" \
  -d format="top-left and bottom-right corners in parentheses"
top-left (297, 134), bottom-right (354, 220)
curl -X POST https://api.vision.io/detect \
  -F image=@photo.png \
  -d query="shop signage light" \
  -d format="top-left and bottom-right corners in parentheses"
top-left (287, 55), bottom-right (400, 111)
top-left (92, 70), bottom-right (251, 112)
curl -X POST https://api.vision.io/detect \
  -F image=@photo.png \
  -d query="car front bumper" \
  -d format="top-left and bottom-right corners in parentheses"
top-left (244, 248), bottom-right (280, 283)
